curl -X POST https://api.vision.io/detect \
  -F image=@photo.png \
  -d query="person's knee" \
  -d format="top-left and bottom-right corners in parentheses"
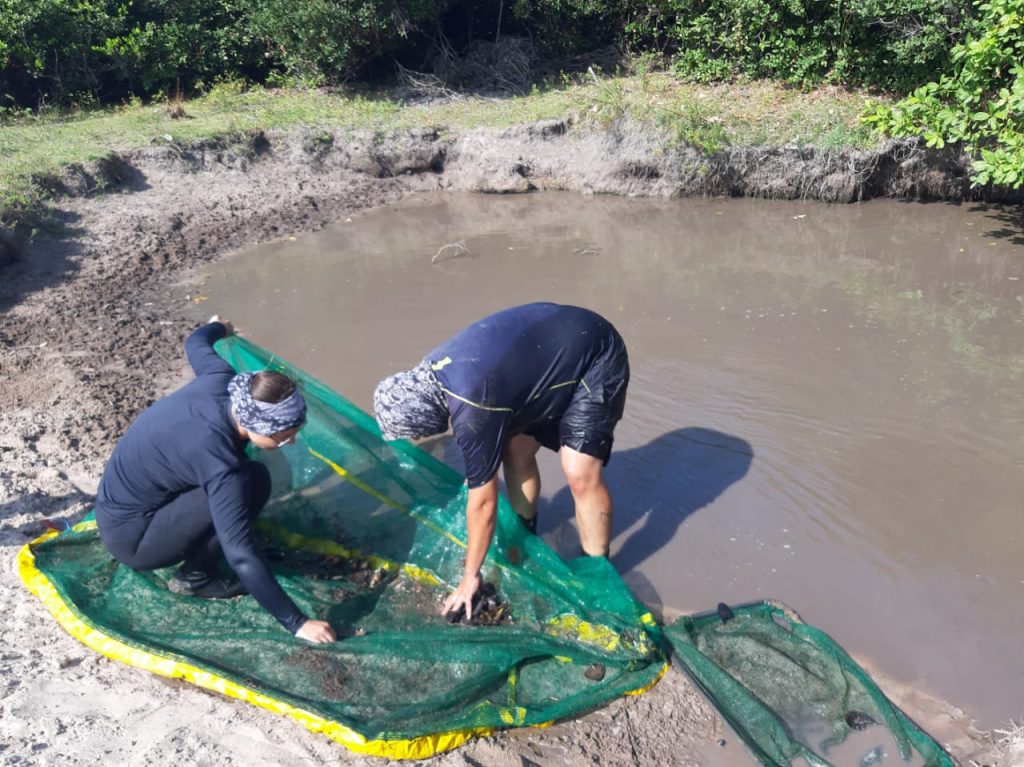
top-left (562, 459), bottom-right (604, 498)
top-left (112, 548), bottom-right (147, 570)
top-left (108, 538), bottom-right (173, 571)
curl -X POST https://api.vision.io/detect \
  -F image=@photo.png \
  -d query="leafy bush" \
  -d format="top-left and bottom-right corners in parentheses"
top-left (0, 0), bottom-right (265, 107)
top-left (0, 0), bottom-right (1000, 109)
top-left (0, 0), bottom-right (442, 107)
top-left (626, 0), bottom-right (978, 92)
top-left (1, 0), bottom-right (122, 106)
top-left (863, 0), bottom-right (1024, 188)
top-left (246, 0), bottom-right (441, 84)
top-left (96, 0), bottom-right (264, 95)
top-left (508, 0), bottom-right (625, 57)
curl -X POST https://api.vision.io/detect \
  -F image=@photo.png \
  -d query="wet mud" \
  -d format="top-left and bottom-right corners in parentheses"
top-left (444, 581), bottom-right (511, 626)
top-left (285, 647), bottom-right (351, 701)
top-left (267, 545), bottom-right (390, 589)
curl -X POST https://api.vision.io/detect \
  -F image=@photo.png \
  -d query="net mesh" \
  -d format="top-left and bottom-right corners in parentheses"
top-left (663, 602), bottom-right (954, 767)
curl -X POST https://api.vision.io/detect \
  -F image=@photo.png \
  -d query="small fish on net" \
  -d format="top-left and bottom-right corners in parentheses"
top-left (584, 663), bottom-right (606, 681)
top-left (845, 711), bottom-right (876, 731)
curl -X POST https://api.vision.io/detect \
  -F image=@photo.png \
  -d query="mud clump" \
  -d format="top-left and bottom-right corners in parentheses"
top-left (445, 581), bottom-right (511, 626)
top-left (260, 542), bottom-right (394, 591)
top-left (285, 648), bottom-right (350, 700)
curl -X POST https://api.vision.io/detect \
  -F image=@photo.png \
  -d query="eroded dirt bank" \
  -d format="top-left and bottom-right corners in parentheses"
top-left (0, 121), bottom-right (1015, 766)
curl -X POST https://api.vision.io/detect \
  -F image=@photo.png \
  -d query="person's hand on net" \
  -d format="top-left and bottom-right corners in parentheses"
top-left (442, 572), bottom-right (481, 623)
top-left (296, 619), bottom-right (336, 643)
top-left (208, 315), bottom-right (235, 336)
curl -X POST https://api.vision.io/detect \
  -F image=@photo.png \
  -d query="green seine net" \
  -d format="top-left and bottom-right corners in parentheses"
top-left (19, 336), bottom-right (954, 764)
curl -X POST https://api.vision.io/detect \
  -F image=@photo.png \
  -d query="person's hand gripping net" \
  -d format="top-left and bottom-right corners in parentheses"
top-left (296, 619), bottom-right (336, 643)
top-left (442, 571), bottom-right (482, 624)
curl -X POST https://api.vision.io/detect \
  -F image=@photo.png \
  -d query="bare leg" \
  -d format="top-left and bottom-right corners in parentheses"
top-left (502, 434), bottom-right (542, 523)
top-left (560, 446), bottom-right (612, 557)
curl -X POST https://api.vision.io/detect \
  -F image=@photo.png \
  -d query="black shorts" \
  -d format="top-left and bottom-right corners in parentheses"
top-left (525, 335), bottom-right (629, 464)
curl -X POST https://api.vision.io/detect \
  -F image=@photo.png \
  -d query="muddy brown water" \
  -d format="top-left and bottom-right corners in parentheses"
top-left (194, 192), bottom-right (1024, 730)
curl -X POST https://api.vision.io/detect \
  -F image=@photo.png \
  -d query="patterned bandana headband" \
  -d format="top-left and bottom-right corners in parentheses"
top-left (228, 372), bottom-right (307, 437)
top-left (373, 360), bottom-right (449, 441)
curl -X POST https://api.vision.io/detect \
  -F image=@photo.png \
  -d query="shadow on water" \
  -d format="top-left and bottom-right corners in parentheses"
top-left (546, 427), bottom-right (754, 573)
top-left (974, 202), bottom-right (1024, 246)
top-left (896, 199), bottom-right (1024, 247)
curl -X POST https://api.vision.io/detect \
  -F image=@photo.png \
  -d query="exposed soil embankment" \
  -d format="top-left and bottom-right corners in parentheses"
top-left (439, 119), bottom-right (1012, 202)
top-left (0, 120), bottom-right (1014, 766)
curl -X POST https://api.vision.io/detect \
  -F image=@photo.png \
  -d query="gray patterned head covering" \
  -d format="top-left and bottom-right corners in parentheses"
top-left (373, 360), bottom-right (449, 441)
top-left (228, 372), bottom-right (307, 436)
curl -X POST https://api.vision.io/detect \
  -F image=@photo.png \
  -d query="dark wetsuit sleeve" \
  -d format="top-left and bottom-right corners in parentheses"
top-left (205, 467), bottom-right (307, 634)
top-left (185, 322), bottom-right (235, 377)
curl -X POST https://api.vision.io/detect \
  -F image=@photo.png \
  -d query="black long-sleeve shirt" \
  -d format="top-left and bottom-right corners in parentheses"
top-left (96, 322), bottom-right (306, 634)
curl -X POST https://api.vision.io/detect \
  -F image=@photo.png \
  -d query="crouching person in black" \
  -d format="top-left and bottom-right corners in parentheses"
top-left (95, 317), bottom-right (335, 644)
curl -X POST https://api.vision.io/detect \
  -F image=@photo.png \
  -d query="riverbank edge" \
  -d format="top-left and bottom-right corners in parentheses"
top-left (2, 115), bottom-right (1023, 260)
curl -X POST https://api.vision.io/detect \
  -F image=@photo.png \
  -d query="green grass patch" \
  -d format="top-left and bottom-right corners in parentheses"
top-left (0, 75), bottom-right (887, 226)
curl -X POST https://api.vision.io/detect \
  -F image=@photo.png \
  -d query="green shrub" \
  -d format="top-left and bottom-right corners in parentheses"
top-left (508, 0), bottom-right (625, 57)
top-left (0, 0), bottom-right (999, 109)
top-left (0, 0), bottom-right (264, 106)
top-left (246, 0), bottom-right (441, 83)
top-left (0, 0), bottom-right (442, 107)
top-left (626, 0), bottom-right (978, 92)
top-left (97, 0), bottom-right (264, 95)
top-left (863, 0), bottom-right (1024, 188)
top-left (1, 0), bottom-right (122, 105)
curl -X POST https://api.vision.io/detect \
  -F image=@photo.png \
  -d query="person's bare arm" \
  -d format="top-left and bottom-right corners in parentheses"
top-left (441, 477), bottom-right (499, 621)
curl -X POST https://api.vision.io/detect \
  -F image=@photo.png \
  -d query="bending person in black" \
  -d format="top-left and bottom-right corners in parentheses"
top-left (95, 318), bottom-right (335, 644)
top-left (373, 303), bottom-right (629, 622)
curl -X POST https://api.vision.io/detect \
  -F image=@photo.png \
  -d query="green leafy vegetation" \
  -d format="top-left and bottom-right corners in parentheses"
top-left (626, 0), bottom-right (979, 92)
top-left (0, 0), bottom-right (989, 109)
top-left (863, 0), bottom-right (1024, 188)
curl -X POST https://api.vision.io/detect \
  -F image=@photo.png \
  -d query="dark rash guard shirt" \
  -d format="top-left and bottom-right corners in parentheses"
top-left (96, 322), bottom-right (306, 634)
top-left (426, 303), bottom-right (624, 488)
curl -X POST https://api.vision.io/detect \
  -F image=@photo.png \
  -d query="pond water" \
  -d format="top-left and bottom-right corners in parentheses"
top-left (194, 192), bottom-right (1024, 729)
